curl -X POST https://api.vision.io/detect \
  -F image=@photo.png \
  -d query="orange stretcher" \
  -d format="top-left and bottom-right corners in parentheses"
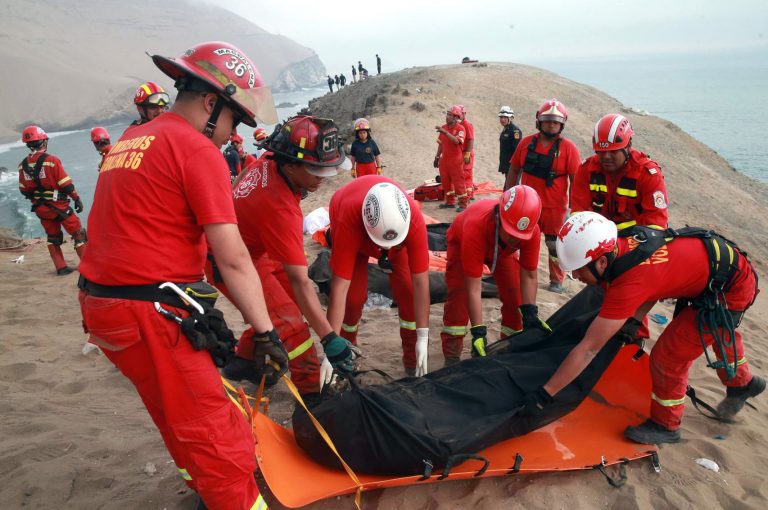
top-left (250, 345), bottom-right (658, 508)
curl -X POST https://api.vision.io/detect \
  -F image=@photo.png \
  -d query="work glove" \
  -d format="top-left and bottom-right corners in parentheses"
top-left (433, 156), bottom-right (440, 168)
top-left (251, 329), bottom-right (290, 386)
top-left (616, 317), bottom-right (643, 345)
top-left (74, 197), bottom-right (84, 213)
top-left (319, 355), bottom-right (334, 392)
top-left (321, 332), bottom-right (355, 373)
top-left (470, 325), bottom-right (488, 357)
top-left (376, 166), bottom-right (382, 175)
top-left (520, 304), bottom-right (552, 333)
top-left (350, 167), bottom-right (357, 178)
top-left (415, 328), bottom-right (429, 376)
top-left (520, 386), bottom-right (554, 415)
top-left (463, 152), bottom-right (471, 165)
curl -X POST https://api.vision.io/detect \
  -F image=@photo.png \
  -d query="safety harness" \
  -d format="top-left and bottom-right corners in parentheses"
top-left (78, 276), bottom-right (236, 367)
top-left (20, 154), bottom-right (75, 221)
top-left (604, 226), bottom-right (757, 379)
top-left (522, 136), bottom-right (564, 187)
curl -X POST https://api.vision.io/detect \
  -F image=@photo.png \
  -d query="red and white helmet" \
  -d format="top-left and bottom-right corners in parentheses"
top-left (593, 113), bottom-right (634, 152)
top-left (536, 99), bottom-right (567, 129)
top-left (354, 118), bottom-right (370, 131)
top-left (555, 212), bottom-right (618, 271)
top-left (21, 125), bottom-right (48, 143)
top-left (498, 185), bottom-right (542, 240)
top-left (229, 133), bottom-right (243, 144)
top-left (448, 105), bottom-right (463, 118)
top-left (253, 127), bottom-right (268, 141)
top-left (266, 115), bottom-right (350, 175)
top-left (90, 127), bottom-right (110, 143)
top-left (133, 81), bottom-right (170, 107)
top-left (151, 41), bottom-right (278, 127)
top-left (362, 182), bottom-right (412, 248)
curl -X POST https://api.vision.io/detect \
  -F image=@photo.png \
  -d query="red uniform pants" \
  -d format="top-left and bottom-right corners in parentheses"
top-left (37, 203), bottom-right (85, 271)
top-left (80, 293), bottom-right (262, 510)
top-left (339, 248), bottom-right (419, 369)
top-left (355, 161), bottom-right (378, 177)
top-left (205, 255), bottom-right (321, 394)
top-left (441, 249), bottom-right (523, 359)
top-left (648, 265), bottom-right (757, 430)
top-left (439, 157), bottom-right (468, 207)
top-left (463, 152), bottom-right (475, 199)
top-left (539, 206), bottom-right (566, 284)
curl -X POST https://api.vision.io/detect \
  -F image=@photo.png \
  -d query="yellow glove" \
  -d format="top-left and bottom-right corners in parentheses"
top-left (376, 166), bottom-right (382, 175)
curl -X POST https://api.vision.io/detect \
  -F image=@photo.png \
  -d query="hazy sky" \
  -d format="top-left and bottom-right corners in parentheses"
top-left (212, 0), bottom-right (767, 73)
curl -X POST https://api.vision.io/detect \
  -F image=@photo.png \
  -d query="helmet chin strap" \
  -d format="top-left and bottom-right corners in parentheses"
top-left (587, 252), bottom-right (615, 282)
top-left (202, 96), bottom-right (227, 139)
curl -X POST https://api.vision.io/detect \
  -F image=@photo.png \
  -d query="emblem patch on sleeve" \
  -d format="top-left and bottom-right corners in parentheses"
top-left (653, 190), bottom-right (667, 209)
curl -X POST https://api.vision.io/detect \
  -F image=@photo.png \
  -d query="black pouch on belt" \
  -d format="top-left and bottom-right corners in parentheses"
top-left (176, 282), bottom-right (236, 368)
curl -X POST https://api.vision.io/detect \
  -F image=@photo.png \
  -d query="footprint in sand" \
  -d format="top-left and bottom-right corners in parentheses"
top-left (0, 362), bottom-right (37, 382)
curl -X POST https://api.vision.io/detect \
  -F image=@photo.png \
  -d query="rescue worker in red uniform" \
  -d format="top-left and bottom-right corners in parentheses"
top-left (90, 127), bottom-right (112, 171)
top-left (571, 113), bottom-right (669, 232)
top-left (459, 105), bottom-right (476, 200)
top-left (441, 185), bottom-right (550, 364)
top-left (252, 127), bottom-right (269, 158)
top-left (131, 81), bottom-right (170, 126)
top-left (434, 105), bottom-right (468, 210)
top-left (349, 118), bottom-right (381, 178)
top-left (327, 176), bottom-right (431, 376)
top-left (207, 115), bottom-right (356, 392)
top-left (521, 212), bottom-right (764, 445)
top-left (18, 125), bottom-right (87, 275)
top-left (504, 99), bottom-right (581, 294)
top-left (78, 42), bottom-right (280, 509)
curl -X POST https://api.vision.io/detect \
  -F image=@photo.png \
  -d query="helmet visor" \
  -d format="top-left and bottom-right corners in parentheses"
top-left (146, 92), bottom-right (171, 106)
top-left (227, 85), bottom-right (278, 127)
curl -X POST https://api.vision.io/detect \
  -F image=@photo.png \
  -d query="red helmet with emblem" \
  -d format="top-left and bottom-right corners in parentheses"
top-left (536, 99), bottom-right (567, 128)
top-left (253, 127), bottom-right (268, 141)
top-left (498, 185), bottom-right (542, 240)
top-left (151, 41), bottom-right (277, 128)
top-left (21, 125), bottom-right (48, 143)
top-left (593, 113), bottom-right (634, 152)
top-left (90, 127), bottom-right (110, 143)
top-left (555, 211), bottom-right (618, 271)
top-left (133, 81), bottom-right (170, 107)
top-left (354, 118), bottom-right (370, 131)
top-left (265, 115), bottom-right (348, 174)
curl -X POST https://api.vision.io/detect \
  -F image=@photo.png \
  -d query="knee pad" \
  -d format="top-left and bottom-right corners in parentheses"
top-left (73, 228), bottom-right (88, 246)
top-left (544, 234), bottom-right (557, 257)
top-left (47, 233), bottom-right (64, 246)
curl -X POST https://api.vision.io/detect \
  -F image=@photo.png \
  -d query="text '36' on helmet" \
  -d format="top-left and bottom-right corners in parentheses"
top-left (555, 211), bottom-right (618, 271)
top-left (265, 115), bottom-right (351, 176)
top-left (498, 106), bottom-right (515, 118)
top-left (498, 185), bottom-right (542, 240)
top-left (151, 41), bottom-right (278, 127)
top-left (536, 99), bottom-right (568, 128)
top-left (90, 127), bottom-right (110, 143)
top-left (362, 182), bottom-right (411, 249)
top-left (593, 113), bottom-right (634, 152)
top-left (354, 118), bottom-right (370, 131)
top-left (21, 125), bottom-right (48, 143)
top-left (133, 81), bottom-right (170, 107)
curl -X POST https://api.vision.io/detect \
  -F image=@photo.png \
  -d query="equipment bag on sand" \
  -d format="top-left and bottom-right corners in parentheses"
top-left (294, 286), bottom-right (625, 476)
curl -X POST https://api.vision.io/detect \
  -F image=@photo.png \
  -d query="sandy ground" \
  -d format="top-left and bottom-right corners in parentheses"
top-left (1, 63), bottom-right (767, 509)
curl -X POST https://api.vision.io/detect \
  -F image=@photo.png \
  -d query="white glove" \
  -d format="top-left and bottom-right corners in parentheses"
top-left (415, 328), bottom-right (429, 377)
top-left (319, 355), bottom-right (334, 392)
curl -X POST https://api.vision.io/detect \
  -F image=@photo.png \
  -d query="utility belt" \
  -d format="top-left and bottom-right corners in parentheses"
top-left (78, 276), bottom-right (235, 367)
top-left (33, 189), bottom-right (68, 201)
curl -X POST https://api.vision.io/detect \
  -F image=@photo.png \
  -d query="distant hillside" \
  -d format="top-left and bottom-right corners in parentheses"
top-left (0, 0), bottom-right (326, 141)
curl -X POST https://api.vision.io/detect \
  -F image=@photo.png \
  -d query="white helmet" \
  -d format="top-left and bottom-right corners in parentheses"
top-left (362, 182), bottom-right (411, 248)
top-left (498, 106), bottom-right (515, 118)
top-left (555, 212), bottom-right (618, 271)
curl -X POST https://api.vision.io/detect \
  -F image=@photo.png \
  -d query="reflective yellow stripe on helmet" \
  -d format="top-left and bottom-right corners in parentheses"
top-left (341, 322), bottom-right (358, 333)
top-left (288, 337), bottom-right (313, 360)
top-left (500, 325), bottom-right (520, 337)
top-left (442, 325), bottom-right (467, 336)
top-left (651, 392), bottom-right (686, 407)
top-left (178, 468), bottom-right (192, 481)
top-left (250, 493), bottom-right (268, 510)
top-left (399, 318), bottom-right (416, 330)
top-left (589, 183), bottom-right (607, 193)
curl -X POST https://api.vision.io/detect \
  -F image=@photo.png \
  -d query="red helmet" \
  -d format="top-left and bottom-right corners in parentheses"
top-left (90, 127), bottom-right (110, 143)
top-left (21, 125), bottom-right (48, 143)
top-left (593, 113), bottom-right (634, 152)
top-left (151, 41), bottom-right (277, 127)
top-left (536, 99), bottom-right (567, 127)
top-left (230, 133), bottom-right (243, 144)
top-left (354, 118), bottom-right (370, 131)
top-left (253, 127), bottom-right (268, 141)
top-left (498, 185), bottom-right (542, 240)
top-left (134, 82), bottom-right (170, 107)
top-left (266, 115), bottom-right (348, 173)
top-left (448, 105), bottom-right (463, 118)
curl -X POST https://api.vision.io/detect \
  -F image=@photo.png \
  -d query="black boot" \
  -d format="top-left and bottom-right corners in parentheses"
top-left (717, 375), bottom-right (765, 422)
top-left (625, 419), bottom-right (681, 444)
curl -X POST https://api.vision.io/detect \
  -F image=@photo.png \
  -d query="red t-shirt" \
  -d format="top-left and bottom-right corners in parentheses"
top-left (329, 175), bottom-right (429, 280)
top-left (600, 237), bottom-right (753, 320)
top-left (511, 134), bottom-right (581, 210)
top-left (240, 153), bottom-right (258, 175)
top-left (447, 198), bottom-right (541, 278)
top-left (233, 158), bottom-right (306, 266)
top-left (79, 112), bottom-right (236, 285)
top-left (18, 152), bottom-right (75, 201)
top-left (437, 123), bottom-right (466, 161)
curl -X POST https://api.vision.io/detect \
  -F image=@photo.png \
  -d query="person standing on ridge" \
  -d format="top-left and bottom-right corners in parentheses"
top-left (208, 115), bottom-right (356, 392)
top-left (334, 74), bottom-right (340, 91)
top-left (497, 106), bottom-right (522, 177)
top-left (459, 105), bottom-right (476, 200)
top-left (434, 105), bottom-right (468, 211)
top-left (131, 81), bottom-right (170, 127)
top-left (327, 75), bottom-right (334, 93)
top-left (358, 60), bottom-right (364, 76)
top-left (78, 41), bottom-right (280, 509)
top-left (441, 185), bottom-right (549, 365)
top-left (527, 211), bottom-right (764, 445)
top-left (326, 176), bottom-right (431, 377)
top-left (340, 73), bottom-right (346, 87)
top-left (90, 126), bottom-right (112, 172)
top-left (351, 65), bottom-right (357, 83)
top-left (18, 125), bottom-right (87, 275)
top-left (504, 99), bottom-right (581, 294)
top-left (349, 118), bottom-right (381, 178)
top-left (376, 54), bottom-right (382, 74)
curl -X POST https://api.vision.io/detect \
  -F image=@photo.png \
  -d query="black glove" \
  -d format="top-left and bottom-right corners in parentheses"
top-left (252, 329), bottom-right (289, 386)
top-left (74, 197), bottom-right (84, 213)
top-left (433, 156), bottom-right (440, 168)
top-left (520, 304), bottom-right (552, 333)
top-left (616, 317), bottom-right (643, 345)
top-left (521, 386), bottom-right (554, 415)
top-left (321, 332), bottom-right (355, 373)
top-left (378, 250), bottom-right (393, 273)
top-left (470, 325), bottom-right (488, 357)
